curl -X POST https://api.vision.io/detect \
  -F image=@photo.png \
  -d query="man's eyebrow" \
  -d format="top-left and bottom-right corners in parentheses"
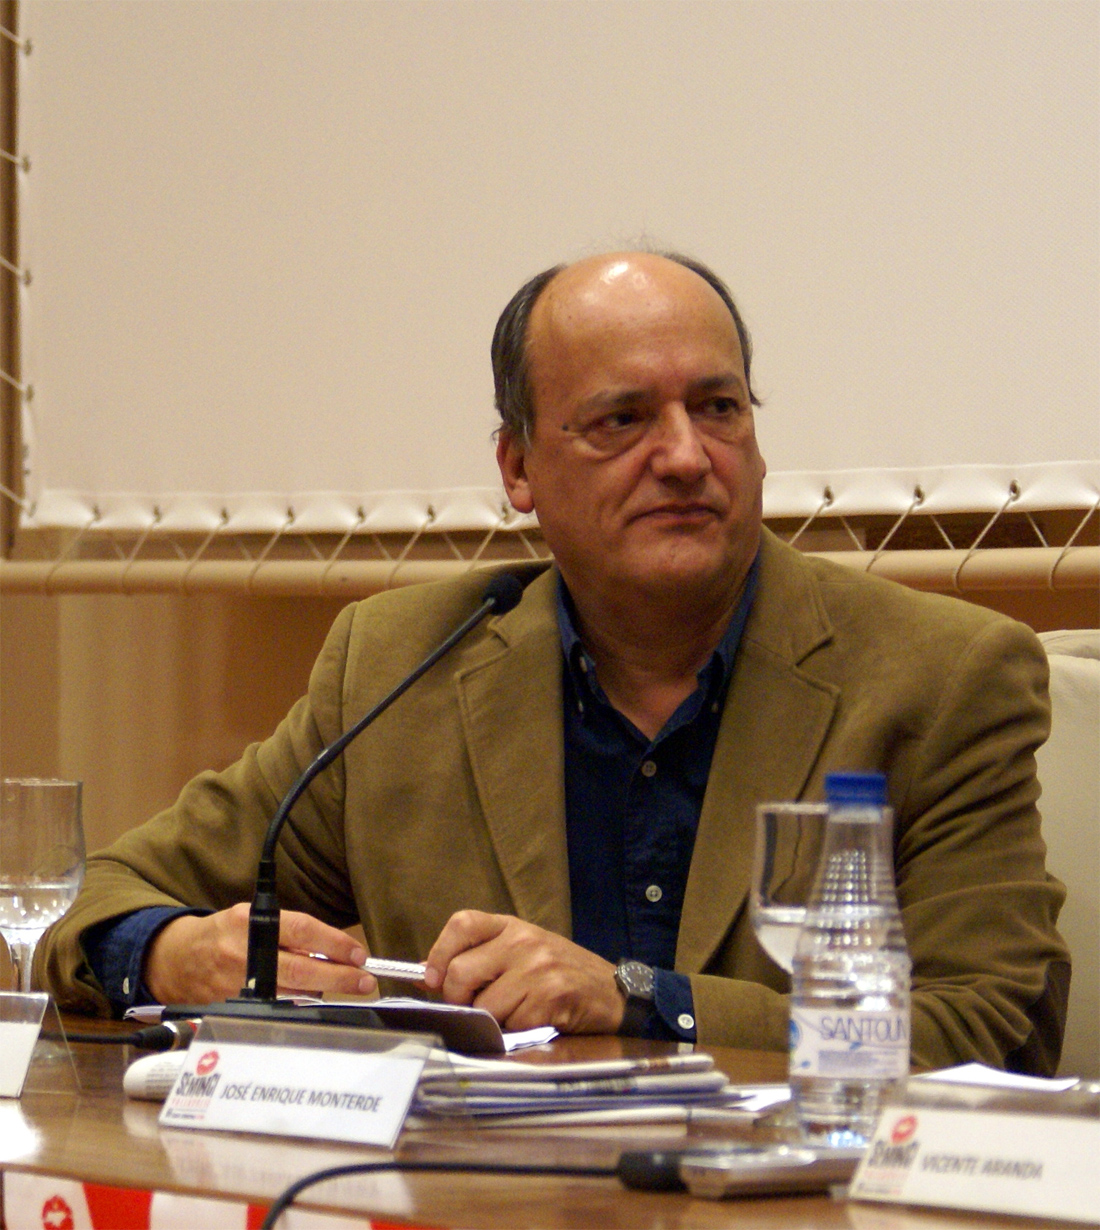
top-left (689, 372), bottom-right (749, 397)
top-left (575, 372), bottom-right (748, 414)
top-left (573, 388), bottom-right (650, 415)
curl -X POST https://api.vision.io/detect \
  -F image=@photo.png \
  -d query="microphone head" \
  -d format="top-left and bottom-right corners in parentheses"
top-left (483, 572), bottom-right (524, 615)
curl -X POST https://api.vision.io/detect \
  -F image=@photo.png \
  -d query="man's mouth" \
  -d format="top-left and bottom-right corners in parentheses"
top-left (634, 503), bottom-right (720, 522)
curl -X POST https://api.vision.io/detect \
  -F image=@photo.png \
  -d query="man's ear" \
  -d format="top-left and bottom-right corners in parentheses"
top-left (496, 429), bottom-right (536, 515)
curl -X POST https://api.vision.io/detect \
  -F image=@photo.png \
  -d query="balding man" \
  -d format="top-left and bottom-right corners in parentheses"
top-left (41, 252), bottom-right (1069, 1073)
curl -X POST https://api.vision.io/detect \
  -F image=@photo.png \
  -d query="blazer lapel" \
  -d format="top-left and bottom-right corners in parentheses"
top-left (454, 570), bottom-right (572, 938)
top-left (677, 533), bottom-right (840, 972)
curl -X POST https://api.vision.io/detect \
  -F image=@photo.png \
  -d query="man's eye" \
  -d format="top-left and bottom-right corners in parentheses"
top-left (602, 410), bottom-right (645, 431)
top-left (580, 409), bottom-right (645, 439)
top-left (697, 397), bottom-right (740, 419)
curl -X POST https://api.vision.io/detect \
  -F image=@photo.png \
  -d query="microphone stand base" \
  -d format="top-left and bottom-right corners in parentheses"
top-left (163, 999), bottom-right (385, 1031)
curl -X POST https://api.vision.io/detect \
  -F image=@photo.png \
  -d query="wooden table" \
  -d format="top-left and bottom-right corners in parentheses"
top-left (0, 1016), bottom-right (1063, 1230)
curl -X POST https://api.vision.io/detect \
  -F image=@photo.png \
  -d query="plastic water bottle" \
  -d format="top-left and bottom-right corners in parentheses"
top-left (789, 772), bottom-right (911, 1147)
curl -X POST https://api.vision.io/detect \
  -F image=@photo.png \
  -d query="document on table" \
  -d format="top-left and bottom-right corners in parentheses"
top-left (912, 1063), bottom-right (1081, 1092)
top-left (125, 999), bottom-right (556, 1055)
top-left (409, 1049), bottom-right (790, 1128)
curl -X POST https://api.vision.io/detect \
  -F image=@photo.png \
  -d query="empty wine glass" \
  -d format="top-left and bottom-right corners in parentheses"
top-left (0, 779), bottom-right (85, 993)
top-left (751, 801), bottom-right (829, 973)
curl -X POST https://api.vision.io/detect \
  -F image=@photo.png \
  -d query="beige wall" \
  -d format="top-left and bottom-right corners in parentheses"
top-left (19, 1), bottom-right (1099, 530)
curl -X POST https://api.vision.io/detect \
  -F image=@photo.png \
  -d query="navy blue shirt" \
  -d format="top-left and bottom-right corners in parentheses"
top-left (87, 558), bottom-right (759, 1026)
top-left (558, 558), bottom-right (758, 1040)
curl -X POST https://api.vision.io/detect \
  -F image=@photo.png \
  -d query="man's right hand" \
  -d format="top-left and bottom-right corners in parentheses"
top-left (144, 903), bottom-right (379, 1004)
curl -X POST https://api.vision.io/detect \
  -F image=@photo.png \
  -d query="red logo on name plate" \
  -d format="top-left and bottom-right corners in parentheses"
top-left (196, 1049), bottom-right (220, 1075)
top-left (891, 1114), bottom-right (918, 1144)
top-left (41, 1195), bottom-right (74, 1230)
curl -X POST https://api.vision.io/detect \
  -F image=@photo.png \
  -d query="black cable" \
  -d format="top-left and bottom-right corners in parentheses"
top-left (42, 1021), bottom-right (197, 1050)
top-left (42, 1031), bottom-right (136, 1045)
top-left (260, 1158), bottom-right (615, 1230)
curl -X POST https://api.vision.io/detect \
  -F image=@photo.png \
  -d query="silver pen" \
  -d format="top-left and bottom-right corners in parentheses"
top-left (360, 956), bottom-right (428, 982)
top-left (305, 953), bottom-right (427, 982)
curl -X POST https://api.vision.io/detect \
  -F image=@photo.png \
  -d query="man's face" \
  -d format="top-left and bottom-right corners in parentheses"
top-left (497, 253), bottom-right (766, 609)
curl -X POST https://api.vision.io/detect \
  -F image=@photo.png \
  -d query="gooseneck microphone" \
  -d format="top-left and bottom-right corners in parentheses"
top-left (241, 571), bottom-right (524, 1002)
top-left (164, 572), bottom-right (524, 1027)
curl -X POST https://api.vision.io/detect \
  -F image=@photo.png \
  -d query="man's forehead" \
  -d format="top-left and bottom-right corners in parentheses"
top-left (528, 252), bottom-right (744, 371)
top-left (536, 251), bottom-right (722, 318)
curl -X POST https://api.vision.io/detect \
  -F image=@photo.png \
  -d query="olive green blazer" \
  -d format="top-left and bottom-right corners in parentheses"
top-left (41, 530), bottom-right (1069, 1072)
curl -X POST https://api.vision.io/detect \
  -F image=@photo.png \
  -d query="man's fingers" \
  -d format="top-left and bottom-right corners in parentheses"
top-left (422, 912), bottom-right (624, 1034)
top-left (278, 909), bottom-right (369, 967)
top-left (438, 920), bottom-right (549, 1006)
top-left (423, 910), bottom-right (509, 990)
top-left (276, 911), bottom-right (376, 996)
top-left (275, 949), bottom-right (376, 998)
top-left (145, 904), bottom-right (378, 1003)
top-left (468, 967), bottom-right (539, 1028)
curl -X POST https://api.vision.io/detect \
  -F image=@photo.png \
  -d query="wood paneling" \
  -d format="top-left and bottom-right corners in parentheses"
top-left (1, 583), bottom-right (1094, 858)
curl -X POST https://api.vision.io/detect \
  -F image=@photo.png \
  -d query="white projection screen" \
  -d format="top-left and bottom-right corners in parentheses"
top-left (14, 0), bottom-right (1099, 536)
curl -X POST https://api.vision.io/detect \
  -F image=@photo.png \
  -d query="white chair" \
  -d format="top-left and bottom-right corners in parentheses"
top-left (1036, 629), bottom-right (1100, 1079)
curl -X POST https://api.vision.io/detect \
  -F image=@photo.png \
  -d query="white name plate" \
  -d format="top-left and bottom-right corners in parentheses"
top-left (160, 1036), bottom-right (426, 1148)
top-left (851, 1102), bottom-right (1100, 1224)
top-left (0, 1021), bottom-right (41, 1098)
top-left (0, 993), bottom-right (48, 1099)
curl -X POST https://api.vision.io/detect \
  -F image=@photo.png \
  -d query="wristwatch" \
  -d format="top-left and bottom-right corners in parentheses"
top-left (614, 958), bottom-right (656, 1037)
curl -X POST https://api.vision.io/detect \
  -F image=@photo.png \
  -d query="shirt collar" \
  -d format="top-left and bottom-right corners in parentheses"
top-left (556, 551), bottom-right (761, 702)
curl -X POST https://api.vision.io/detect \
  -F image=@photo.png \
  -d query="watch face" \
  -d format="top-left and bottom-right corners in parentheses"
top-left (616, 960), bottom-right (655, 1001)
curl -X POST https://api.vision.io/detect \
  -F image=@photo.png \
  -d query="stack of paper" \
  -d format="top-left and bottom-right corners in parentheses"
top-left (409, 1050), bottom-right (789, 1128)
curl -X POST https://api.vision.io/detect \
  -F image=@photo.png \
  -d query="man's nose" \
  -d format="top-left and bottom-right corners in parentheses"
top-left (648, 404), bottom-right (711, 481)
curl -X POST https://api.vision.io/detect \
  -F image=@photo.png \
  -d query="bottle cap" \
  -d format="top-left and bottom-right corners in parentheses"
top-left (825, 771), bottom-right (888, 806)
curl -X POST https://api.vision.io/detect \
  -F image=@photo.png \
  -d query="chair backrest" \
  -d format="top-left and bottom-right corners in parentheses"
top-left (1036, 629), bottom-right (1100, 1079)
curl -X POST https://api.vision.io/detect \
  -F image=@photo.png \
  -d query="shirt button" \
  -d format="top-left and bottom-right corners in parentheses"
top-left (122, 976), bottom-right (130, 996)
top-left (645, 884), bottom-right (663, 903)
top-left (640, 760), bottom-right (657, 778)
top-left (678, 1013), bottom-right (695, 1031)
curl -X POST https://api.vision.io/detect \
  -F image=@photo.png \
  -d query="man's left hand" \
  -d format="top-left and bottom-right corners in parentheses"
top-left (423, 910), bottom-right (624, 1034)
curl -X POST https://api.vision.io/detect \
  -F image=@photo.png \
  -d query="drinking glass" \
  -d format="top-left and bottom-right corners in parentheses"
top-left (0, 779), bottom-right (85, 993)
top-left (751, 802), bottom-right (829, 973)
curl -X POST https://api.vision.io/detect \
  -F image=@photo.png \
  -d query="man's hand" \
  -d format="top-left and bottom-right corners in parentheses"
top-left (144, 903), bottom-right (378, 1004)
top-left (423, 910), bottom-right (625, 1034)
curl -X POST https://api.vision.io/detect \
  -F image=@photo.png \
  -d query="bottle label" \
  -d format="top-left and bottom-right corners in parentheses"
top-left (789, 1007), bottom-right (910, 1079)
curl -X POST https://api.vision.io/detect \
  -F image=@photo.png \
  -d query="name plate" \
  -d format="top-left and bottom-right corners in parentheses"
top-left (159, 1017), bottom-right (433, 1148)
top-left (0, 993), bottom-right (48, 1099)
top-left (851, 1092), bottom-right (1100, 1224)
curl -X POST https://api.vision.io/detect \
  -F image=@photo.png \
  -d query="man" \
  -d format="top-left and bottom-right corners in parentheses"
top-left (40, 251), bottom-right (1069, 1072)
